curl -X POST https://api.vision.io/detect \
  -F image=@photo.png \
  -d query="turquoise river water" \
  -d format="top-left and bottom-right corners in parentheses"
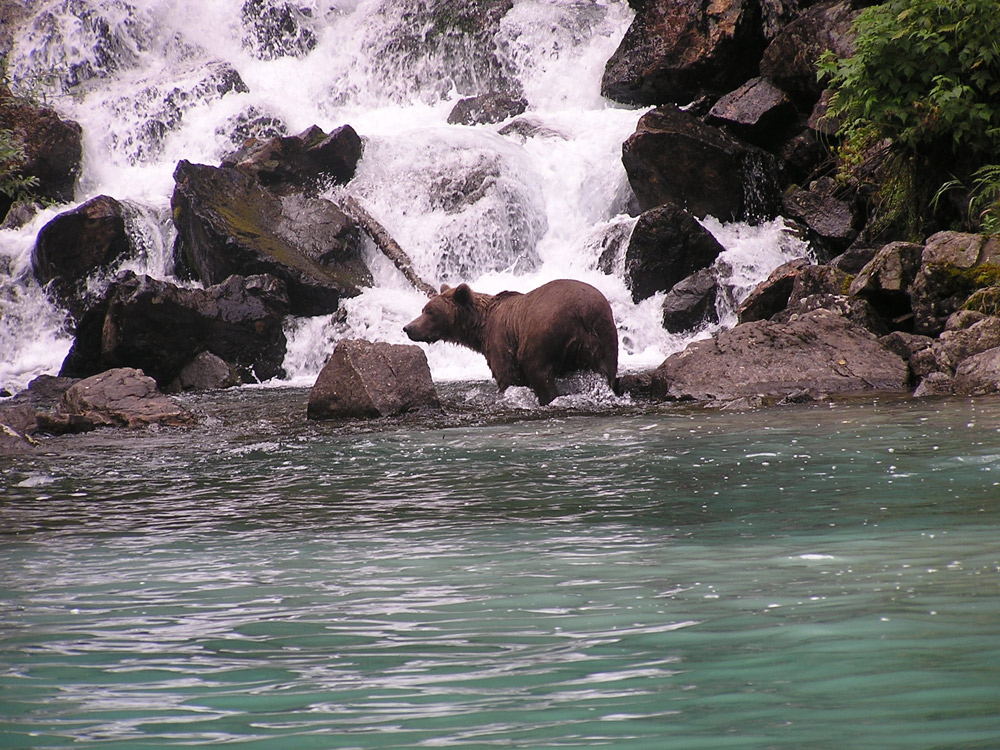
top-left (2, 388), bottom-right (999, 749)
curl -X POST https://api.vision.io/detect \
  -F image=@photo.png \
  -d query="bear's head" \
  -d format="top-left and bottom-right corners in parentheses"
top-left (403, 283), bottom-right (484, 349)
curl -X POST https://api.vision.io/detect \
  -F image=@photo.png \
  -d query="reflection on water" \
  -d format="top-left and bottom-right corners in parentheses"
top-left (2, 389), bottom-right (999, 749)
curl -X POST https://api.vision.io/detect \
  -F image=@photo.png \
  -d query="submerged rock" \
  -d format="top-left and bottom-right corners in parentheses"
top-left (308, 339), bottom-right (441, 420)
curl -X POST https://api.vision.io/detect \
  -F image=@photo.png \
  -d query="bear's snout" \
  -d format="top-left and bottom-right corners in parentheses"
top-left (403, 318), bottom-right (432, 342)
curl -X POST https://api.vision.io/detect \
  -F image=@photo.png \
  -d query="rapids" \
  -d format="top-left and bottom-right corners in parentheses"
top-left (0, 0), bottom-right (809, 393)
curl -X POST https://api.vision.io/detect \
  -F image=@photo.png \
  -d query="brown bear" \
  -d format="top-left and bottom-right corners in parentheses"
top-left (403, 279), bottom-right (618, 405)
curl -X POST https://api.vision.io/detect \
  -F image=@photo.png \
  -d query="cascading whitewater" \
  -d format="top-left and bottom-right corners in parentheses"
top-left (0, 0), bottom-right (809, 395)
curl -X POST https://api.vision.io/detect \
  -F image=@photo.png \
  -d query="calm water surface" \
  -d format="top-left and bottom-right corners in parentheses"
top-left (2, 388), bottom-right (999, 749)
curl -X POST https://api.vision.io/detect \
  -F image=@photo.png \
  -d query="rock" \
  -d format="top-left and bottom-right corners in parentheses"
top-left (167, 351), bottom-right (241, 393)
top-left (849, 240), bottom-right (924, 331)
top-left (953, 347), bottom-right (1000, 395)
top-left (781, 177), bottom-right (858, 257)
top-left (0, 422), bottom-right (38, 455)
top-left (0, 375), bottom-right (79, 437)
top-left (649, 308), bottom-right (908, 402)
top-left (222, 124), bottom-right (363, 194)
top-left (879, 330), bottom-right (934, 365)
top-left (447, 93), bottom-right (527, 125)
top-left (241, 0), bottom-right (317, 60)
top-left (622, 105), bottom-right (779, 222)
top-left (171, 159), bottom-right (370, 315)
top-left (913, 371), bottom-right (954, 397)
top-left (782, 293), bottom-right (888, 336)
top-left (307, 339), bottom-right (441, 420)
top-left (624, 203), bottom-right (726, 302)
top-left (31, 195), bottom-right (133, 319)
top-left (0, 91), bottom-right (82, 212)
top-left (601, 0), bottom-right (765, 105)
top-left (935, 316), bottom-right (1000, 373)
top-left (737, 257), bottom-right (810, 323)
top-left (707, 77), bottom-right (798, 148)
top-left (759, 0), bottom-right (860, 108)
top-left (61, 272), bottom-right (289, 388)
top-left (910, 232), bottom-right (1000, 336)
top-left (38, 368), bottom-right (196, 434)
top-left (661, 268), bottom-right (720, 332)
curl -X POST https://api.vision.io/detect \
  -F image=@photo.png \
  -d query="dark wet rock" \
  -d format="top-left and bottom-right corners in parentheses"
top-left (737, 257), bottom-right (810, 323)
top-left (0, 91), bottom-right (82, 212)
top-left (624, 202), bottom-right (726, 303)
top-left (953, 347), bottom-right (1000, 396)
top-left (241, 0), bottom-right (317, 60)
top-left (31, 195), bottom-right (134, 319)
top-left (661, 268), bottom-right (719, 332)
top-left (217, 106), bottom-right (288, 148)
top-left (61, 272), bottom-right (289, 388)
top-left (222, 124), bottom-right (363, 194)
top-left (649, 308), bottom-right (908, 402)
top-left (307, 339), bottom-right (441, 420)
top-left (830, 244), bottom-right (879, 275)
top-left (601, 0), bottom-right (765, 106)
top-left (167, 351), bottom-right (241, 393)
top-left (171, 159), bottom-right (370, 316)
top-left (38, 367), bottom-right (196, 434)
top-left (622, 105), bottom-right (779, 223)
top-left (707, 77), bottom-right (798, 148)
top-left (447, 93), bottom-right (527, 126)
top-left (0, 375), bottom-right (79, 440)
top-left (782, 177), bottom-right (858, 258)
top-left (759, 0), bottom-right (860, 108)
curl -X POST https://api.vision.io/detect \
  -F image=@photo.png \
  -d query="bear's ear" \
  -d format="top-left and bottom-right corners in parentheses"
top-left (453, 283), bottom-right (473, 306)
top-left (439, 283), bottom-right (451, 294)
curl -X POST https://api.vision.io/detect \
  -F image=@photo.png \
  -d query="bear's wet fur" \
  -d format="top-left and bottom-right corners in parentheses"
top-left (404, 279), bottom-right (618, 405)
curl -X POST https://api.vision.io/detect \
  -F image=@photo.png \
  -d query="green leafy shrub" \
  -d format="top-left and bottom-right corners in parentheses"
top-left (0, 128), bottom-right (39, 204)
top-left (819, 0), bottom-right (1000, 238)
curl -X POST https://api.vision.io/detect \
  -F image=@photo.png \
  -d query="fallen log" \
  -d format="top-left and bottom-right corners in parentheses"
top-left (339, 196), bottom-right (437, 297)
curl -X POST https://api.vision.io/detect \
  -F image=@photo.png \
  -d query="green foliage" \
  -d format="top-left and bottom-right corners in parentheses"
top-left (0, 128), bottom-right (39, 204)
top-left (819, 0), bottom-right (1000, 238)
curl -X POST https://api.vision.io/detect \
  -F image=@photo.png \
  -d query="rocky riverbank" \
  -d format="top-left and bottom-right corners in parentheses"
top-left (3, 0), bottom-right (1000, 452)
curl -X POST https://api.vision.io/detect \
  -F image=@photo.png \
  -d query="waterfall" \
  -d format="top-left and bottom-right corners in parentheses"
top-left (0, 0), bottom-right (809, 394)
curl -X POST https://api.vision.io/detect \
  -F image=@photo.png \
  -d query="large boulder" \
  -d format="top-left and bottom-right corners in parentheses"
top-left (307, 339), bottom-right (441, 420)
top-left (221, 124), bottom-right (363, 194)
top-left (31, 195), bottom-right (133, 319)
top-left (601, 0), bottom-right (765, 106)
top-left (759, 0), bottom-right (861, 108)
top-left (60, 272), bottom-right (289, 387)
top-left (171, 159), bottom-right (370, 315)
top-left (910, 232), bottom-right (1000, 336)
top-left (0, 89), bottom-right (82, 215)
top-left (623, 202), bottom-right (726, 302)
top-left (649, 308), bottom-right (908, 402)
top-left (38, 368), bottom-right (196, 434)
top-left (622, 105), bottom-right (779, 222)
